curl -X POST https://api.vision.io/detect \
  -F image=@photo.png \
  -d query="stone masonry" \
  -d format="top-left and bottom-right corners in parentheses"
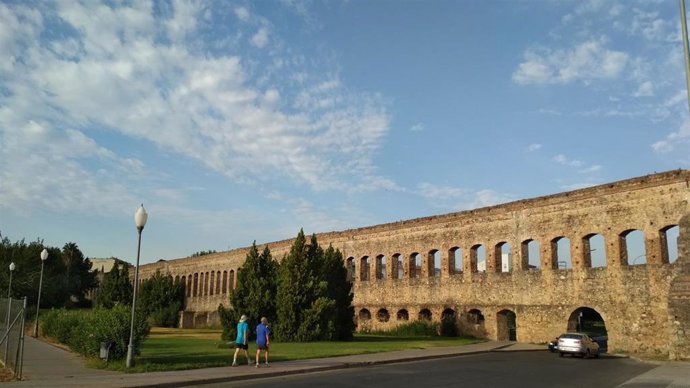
top-left (137, 169), bottom-right (690, 359)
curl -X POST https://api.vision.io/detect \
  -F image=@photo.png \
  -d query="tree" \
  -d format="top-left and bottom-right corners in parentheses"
top-left (95, 262), bottom-right (132, 309)
top-left (61, 242), bottom-right (98, 305)
top-left (219, 242), bottom-right (277, 340)
top-left (137, 270), bottom-right (185, 327)
top-left (274, 231), bottom-right (353, 342)
top-left (320, 245), bottom-right (355, 340)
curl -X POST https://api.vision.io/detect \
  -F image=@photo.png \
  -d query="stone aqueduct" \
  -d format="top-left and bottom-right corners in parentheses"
top-left (138, 170), bottom-right (690, 359)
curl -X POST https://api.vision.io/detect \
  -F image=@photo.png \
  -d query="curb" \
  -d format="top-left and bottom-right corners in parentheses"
top-left (128, 346), bottom-right (513, 388)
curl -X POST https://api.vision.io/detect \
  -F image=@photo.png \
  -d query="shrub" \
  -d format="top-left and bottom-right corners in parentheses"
top-left (368, 320), bottom-right (440, 337)
top-left (41, 305), bottom-right (150, 360)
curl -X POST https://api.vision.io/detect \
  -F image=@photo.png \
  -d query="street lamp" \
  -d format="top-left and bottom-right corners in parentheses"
top-left (33, 249), bottom-right (48, 337)
top-left (5, 262), bottom-right (15, 364)
top-left (126, 204), bottom-right (148, 368)
top-left (632, 254), bottom-right (646, 265)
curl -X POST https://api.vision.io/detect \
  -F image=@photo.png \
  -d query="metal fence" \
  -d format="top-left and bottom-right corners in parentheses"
top-left (0, 297), bottom-right (27, 379)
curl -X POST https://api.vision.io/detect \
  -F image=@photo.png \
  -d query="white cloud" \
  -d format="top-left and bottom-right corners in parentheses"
top-left (633, 81), bottom-right (654, 97)
top-left (527, 143), bottom-right (542, 152)
top-left (410, 123), bottom-right (425, 132)
top-left (251, 27), bottom-right (269, 48)
top-left (0, 2), bottom-right (392, 214)
top-left (416, 183), bottom-right (512, 211)
top-left (651, 119), bottom-right (690, 153)
top-left (512, 39), bottom-right (629, 85)
top-left (235, 6), bottom-right (250, 22)
top-left (553, 154), bottom-right (584, 167)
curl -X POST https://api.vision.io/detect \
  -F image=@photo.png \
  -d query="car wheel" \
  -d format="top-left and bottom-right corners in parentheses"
top-left (585, 349), bottom-right (590, 359)
top-left (559, 352), bottom-right (564, 357)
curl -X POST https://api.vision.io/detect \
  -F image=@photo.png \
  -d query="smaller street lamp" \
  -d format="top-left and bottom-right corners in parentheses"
top-left (33, 249), bottom-right (49, 337)
top-left (5, 262), bottom-right (15, 364)
top-left (126, 204), bottom-right (148, 368)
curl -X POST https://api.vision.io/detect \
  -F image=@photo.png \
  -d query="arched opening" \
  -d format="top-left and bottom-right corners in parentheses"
top-left (360, 256), bottom-right (370, 281)
top-left (583, 233), bottom-right (607, 268)
top-left (418, 308), bottom-right (432, 321)
top-left (409, 252), bottom-right (421, 279)
top-left (376, 255), bottom-right (386, 280)
top-left (660, 225), bottom-right (679, 264)
top-left (376, 308), bottom-right (390, 322)
top-left (428, 249), bottom-right (440, 277)
top-left (495, 242), bottom-right (512, 272)
top-left (471, 244), bottom-right (486, 272)
top-left (346, 257), bottom-right (355, 281)
top-left (359, 309), bottom-right (371, 321)
top-left (193, 273), bottom-right (199, 297)
top-left (187, 275), bottom-right (192, 297)
top-left (180, 275), bottom-right (186, 297)
top-left (449, 246), bottom-right (463, 274)
top-left (209, 272), bottom-right (215, 295)
top-left (441, 308), bottom-right (456, 320)
top-left (216, 271), bottom-right (221, 294)
top-left (222, 271), bottom-right (227, 293)
top-left (229, 270), bottom-right (235, 291)
top-left (621, 229), bottom-right (646, 266)
top-left (397, 309), bottom-right (409, 321)
top-left (566, 307), bottom-right (608, 352)
top-left (521, 239), bottom-right (540, 270)
top-left (552, 236), bottom-right (571, 269)
top-left (497, 309), bottom-right (517, 341)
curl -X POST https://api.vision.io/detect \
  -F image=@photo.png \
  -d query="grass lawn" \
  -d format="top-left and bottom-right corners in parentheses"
top-left (88, 327), bottom-right (482, 373)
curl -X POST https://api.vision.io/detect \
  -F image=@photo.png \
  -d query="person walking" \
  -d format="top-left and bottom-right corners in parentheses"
top-left (255, 317), bottom-right (270, 368)
top-left (232, 314), bottom-right (253, 366)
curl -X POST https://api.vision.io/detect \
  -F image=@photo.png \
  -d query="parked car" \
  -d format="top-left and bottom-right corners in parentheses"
top-left (557, 332), bottom-right (600, 358)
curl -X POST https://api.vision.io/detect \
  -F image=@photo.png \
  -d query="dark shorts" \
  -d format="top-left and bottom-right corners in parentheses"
top-left (257, 344), bottom-right (269, 351)
top-left (235, 343), bottom-right (248, 350)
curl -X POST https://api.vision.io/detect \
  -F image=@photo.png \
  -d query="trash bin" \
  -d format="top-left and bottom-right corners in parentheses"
top-left (100, 341), bottom-right (114, 361)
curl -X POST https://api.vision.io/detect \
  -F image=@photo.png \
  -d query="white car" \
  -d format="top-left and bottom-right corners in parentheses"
top-left (557, 333), bottom-right (600, 358)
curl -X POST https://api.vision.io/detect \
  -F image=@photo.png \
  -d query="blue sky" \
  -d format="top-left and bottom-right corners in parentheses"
top-left (1, 0), bottom-right (688, 265)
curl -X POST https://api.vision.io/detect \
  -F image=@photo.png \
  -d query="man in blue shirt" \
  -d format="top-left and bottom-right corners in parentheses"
top-left (232, 315), bottom-right (253, 366)
top-left (255, 317), bottom-right (270, 367)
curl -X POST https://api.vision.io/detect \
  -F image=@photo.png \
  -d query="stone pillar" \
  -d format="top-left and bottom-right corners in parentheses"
top-left (386, 253), bottom-right (396, 280)
top-left (542, 238), bottom-right (555, 271)
top-left (421, 251), bottom-right (431, 278)
top-left (441, 245), bottom-right (451, 278)
top-left (517, 241), bottom-right (529, 271)
top-left (605, 231), bottom-right (623, 267)
top-left (464, 249), bottom-right (475, 281)
top-left (645, 229), bottom-right (663, 265)
top-left (571, 235), bottom-right (586, 269)
top-left (487, 244), bottom-right (497, 273)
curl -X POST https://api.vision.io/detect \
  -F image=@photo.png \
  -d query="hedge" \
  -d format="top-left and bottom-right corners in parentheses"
top-left (41, 305), bottom-right (150, 360)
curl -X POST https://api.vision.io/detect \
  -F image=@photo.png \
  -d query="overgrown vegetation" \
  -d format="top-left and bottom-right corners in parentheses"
top-left (42, 305), bottom-right (150, 360)
top-left (95, 263), bottom-right (132, 309)
top-left (138, 270), bottom-right (185, 327)
top-left (0, 234), bottom-right (97, 308)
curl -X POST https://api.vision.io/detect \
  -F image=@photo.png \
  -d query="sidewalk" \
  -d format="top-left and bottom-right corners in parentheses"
top-left (5, 336), bottom-right (690, 387)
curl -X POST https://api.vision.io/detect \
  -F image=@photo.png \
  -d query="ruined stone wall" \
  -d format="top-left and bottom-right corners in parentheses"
top-left (137, 170), bottom-right (690, 357)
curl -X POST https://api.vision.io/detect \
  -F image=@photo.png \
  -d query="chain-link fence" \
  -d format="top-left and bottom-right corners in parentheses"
top-left (0, 297), bottom-right (27, 379)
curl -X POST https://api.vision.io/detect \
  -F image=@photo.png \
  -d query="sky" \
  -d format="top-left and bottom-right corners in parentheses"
top-left (1, 0), bottom-right (688, 266)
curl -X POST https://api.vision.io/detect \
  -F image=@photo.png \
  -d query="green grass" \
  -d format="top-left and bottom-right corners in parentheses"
top-left (88, 328), bottom-right (482, 373)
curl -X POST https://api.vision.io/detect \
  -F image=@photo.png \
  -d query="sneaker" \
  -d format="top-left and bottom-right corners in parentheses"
top-left (255, 363), bottom-right (259, 368)
top-left (231, 361), bottom-right (237, 367)
top-left (264, 363), bottom-right (269, 367)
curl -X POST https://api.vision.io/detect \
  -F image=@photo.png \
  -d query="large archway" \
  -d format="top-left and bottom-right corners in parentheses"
top-left (567, 307), bottom-right (607, 352)
top-left (497, 309), bottom-right (517, 341)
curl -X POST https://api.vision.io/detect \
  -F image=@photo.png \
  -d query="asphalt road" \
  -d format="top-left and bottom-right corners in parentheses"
top-left (202, 352), bottom-right (656, 388)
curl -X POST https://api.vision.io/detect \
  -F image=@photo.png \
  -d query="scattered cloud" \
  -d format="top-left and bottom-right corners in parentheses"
top-left (527, 143), bottom-right (542, 152)
top-left (0, 2), bottom-right (392, 215)
top-left (416, 183), bottom-right (513, 211)
top-left (410, 123), bottom-right (425, 132)
top-left (512, 39), bottom-right (629, 85)
top-left (651, 119), bottom-right (690, 153)
top-left (553, 154), bottom-right (584, 168)
top-left (633, 81), bottom-right (654, 97)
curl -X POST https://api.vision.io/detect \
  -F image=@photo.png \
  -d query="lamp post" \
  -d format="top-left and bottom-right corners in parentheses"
top-left (33, 249), bottom-right (48, 337)
top-left (5, 262), bottom-right (15, 361)
top-left (126, 204), bottom-right (148, 368)
top-left (632, 254), bottom-right (646, 265)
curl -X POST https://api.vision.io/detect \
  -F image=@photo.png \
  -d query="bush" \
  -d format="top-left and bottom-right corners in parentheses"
top-left (368, 320), bottom-right (440, 337)
top-left (41, 305), bottom-right (150, 360)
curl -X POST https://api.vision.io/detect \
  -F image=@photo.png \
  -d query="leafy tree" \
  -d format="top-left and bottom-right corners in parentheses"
top-left (61, 242), bottom-right (98, 305)
top-left (320, 245), bottom-right (355, 340)
top-left (138, 270), bottom-right (185, 327)
top-left (0, 234), bottom-right (68, 308)
top-left (219, 242), bottom-right (277, 340)
top-left (95, 262), bottom-right (133, 309)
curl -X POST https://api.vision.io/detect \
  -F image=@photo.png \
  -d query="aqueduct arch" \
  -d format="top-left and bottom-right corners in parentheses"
top-left (137, 170), bottom-right (690, 359)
